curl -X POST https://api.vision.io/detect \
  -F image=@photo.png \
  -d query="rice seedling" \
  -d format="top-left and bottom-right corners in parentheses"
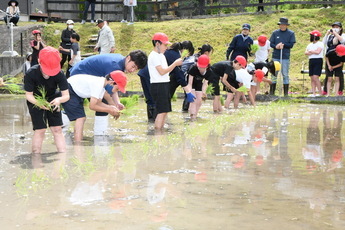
top-left (34, 86), bottom-right (53, 112)
top-left (250, 44), bottom-right (259, 53)
top-left (181, 49), bottom-right (189, 59)
top-left (4, 83), bottom-right (24, 94)
top-left (206, 84), bottom-right (214, 95)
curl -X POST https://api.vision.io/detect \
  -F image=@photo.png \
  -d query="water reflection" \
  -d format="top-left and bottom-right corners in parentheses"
top-left (1, 97), bottom-right (345, 229)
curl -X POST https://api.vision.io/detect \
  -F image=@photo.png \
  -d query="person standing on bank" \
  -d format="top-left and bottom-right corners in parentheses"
top-left (121, 0), bottom-right (137, 25)
top-left (81, 0), bottom-right (96, 24)
top-left (24, 46), bottom-right (70, 154)
top-left (94, 19), bottom-right (115, 54)
top-left (269, 17), bottom-right (296, 96)
top-left (60, 20), bottom-right (76, 69)
top-left (322, 22), bottom-right (345, 95)
top-left (305, 30), bottom-right (324, 97)
top-left (226, 23), bottom-right (253, 61)
top-left (4, 0), bottom-right (20, 26)
top-left (30, 30), bottom-right (46, 66)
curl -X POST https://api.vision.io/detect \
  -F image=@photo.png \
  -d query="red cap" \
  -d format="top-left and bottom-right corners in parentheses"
top-left (254, 69), bottom-right (265, 82)
top-left (152, 32), bottom-right (171, 44)
top-left (32, 30), bottom-right (41, 35)
top-left (310, 30), bottom-right (321, 37)
top-left (258, 35), bottom-right (267, 46)
top-left (110, 70), bottom-right (127, 93)
top-left (235, 55), bottom-right (247, 68)
top-left (39, 46), bottom-right (61, 76)
top-left (197, 54), bottom-right (210, 68)
top-left (336, 44), bottom-right (345, 56)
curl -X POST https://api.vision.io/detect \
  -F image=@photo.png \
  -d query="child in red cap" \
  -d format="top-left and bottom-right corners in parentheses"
top-left (187, 54), bottom-right (212, 120)
top-left (305, 30), bottom-right (324, 97)
top-left (325, 44), bottom-right (345, 96)
top-left (148, 32), bottom-right (182, 130)
top-left (24, 46), bottom-right (70, 154)
top-left (62, 70), bottom-right (126, 142)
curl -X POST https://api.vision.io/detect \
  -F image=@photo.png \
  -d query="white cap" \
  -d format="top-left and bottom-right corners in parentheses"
top-left (66, 19), bottom-right (74, 24)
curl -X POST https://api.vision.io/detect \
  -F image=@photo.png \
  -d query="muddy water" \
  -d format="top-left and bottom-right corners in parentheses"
top-left (1, 95), bottom-right (345, 230)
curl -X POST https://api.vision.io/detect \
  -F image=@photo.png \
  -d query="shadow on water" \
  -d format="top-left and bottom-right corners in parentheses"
top-left (1, 96), bottom-right (345, 229)
top-left (9, 152), bottom-right (60, 169)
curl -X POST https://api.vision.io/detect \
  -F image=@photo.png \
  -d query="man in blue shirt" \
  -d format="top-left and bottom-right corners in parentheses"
top-left (69, 50), bottom-right (147, 135)
top-left (269, 17), bottom-right (296, 96)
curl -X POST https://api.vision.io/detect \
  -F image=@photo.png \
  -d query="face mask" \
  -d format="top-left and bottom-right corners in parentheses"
top-left (68, 25), bottom-right (74, 29)
top-left (11, 3), bottom-right (16, 6)
top-left (333, 28), bottom-right (340, 33)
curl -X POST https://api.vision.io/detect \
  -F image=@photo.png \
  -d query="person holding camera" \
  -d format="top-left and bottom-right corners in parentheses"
top-left (322, 22), bottom-right (345, 95)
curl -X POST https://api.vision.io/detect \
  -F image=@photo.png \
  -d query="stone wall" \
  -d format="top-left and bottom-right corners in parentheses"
top-left (0, 56), bottom-right (25, 77)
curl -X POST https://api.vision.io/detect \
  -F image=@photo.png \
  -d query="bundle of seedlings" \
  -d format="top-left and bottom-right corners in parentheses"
top-left (34, 86), bottom-right (53, 112)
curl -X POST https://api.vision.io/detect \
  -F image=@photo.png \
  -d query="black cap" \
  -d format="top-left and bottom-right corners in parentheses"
top-left (242, 23), bottom-right (251, 30)
top-left (332, 22), bottom-right (342, 28)
top-left (278, 17), bottom-right (290, 25)
top-left (96, 19), bottom-right (104, 25)
top-left (8, 1), bottom-right (18, 6)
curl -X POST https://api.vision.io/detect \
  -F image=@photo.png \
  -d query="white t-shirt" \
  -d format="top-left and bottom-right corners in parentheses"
top-left (68, 74), bottom-right (106, 99)
top-left (148, 51), bottom-right (170, 83)
top-left (235, 68), bottom-right (252, 89)
top-left (306, 41), bottom-right (324, 59)
top-left (254, 40), bottom-right (271, 62)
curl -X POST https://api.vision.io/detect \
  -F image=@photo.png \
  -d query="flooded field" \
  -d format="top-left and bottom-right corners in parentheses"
top-left (0, 95), bottom-right (345, 230)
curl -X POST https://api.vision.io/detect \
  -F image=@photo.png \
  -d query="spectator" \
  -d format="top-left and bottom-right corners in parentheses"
top-left (4, 0), bottom-right (20, 26)
top-left (322, 22), bottom-right (345, 95)
top-left (59, 33), bottom-right (81, 78)
top-left (325, 45), bottom-right (345, 97)
top-left (60, 20), bottom-right (76, 69)
top-left (22, 52), bottom-right (32, 75)
top-left (257, 0), bottom-right (264, 12)
top-left (226, 23), bottom-right (253, 61)
top-left (94, 19), bottom-right (115, 54)
top-left (30, 30), bottom-right (46, 66)
top-left (121, 0), bottom-right (137, 25)
top-left (269, 17), bottom-right (296, 96)
top-left (81, 0), bottom-right (96, 24)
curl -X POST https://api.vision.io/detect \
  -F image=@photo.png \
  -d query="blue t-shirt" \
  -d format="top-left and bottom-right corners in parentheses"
top-left (269, 29), bottom-right (296, 60)
top-left (70, 53), bottom-right (126, 77)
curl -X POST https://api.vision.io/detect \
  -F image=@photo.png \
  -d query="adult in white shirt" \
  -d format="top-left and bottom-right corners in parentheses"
top-left (94, 19), bottom-right (115, 54)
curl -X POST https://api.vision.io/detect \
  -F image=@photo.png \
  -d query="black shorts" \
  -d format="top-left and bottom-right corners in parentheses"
top-left (223, 77), bottom-right (239, 93)
top-left (325, 63), bottom-right (343, 77)
top-left (27, 102), bottom-right (63, 130)
top-left (150, 82), bottom-right (172, 114)
top-left (309, 58), bottom-right (323, 76)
